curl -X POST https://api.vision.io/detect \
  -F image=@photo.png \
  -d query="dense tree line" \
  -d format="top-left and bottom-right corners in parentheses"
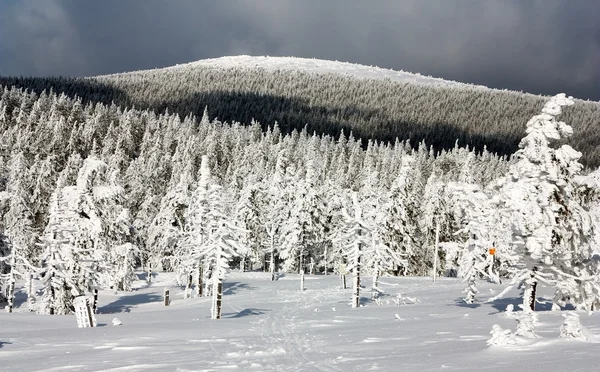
top-left (2, 57), bottom-right (599, 167)
top-left (0, 85), bottom-right (598, 317)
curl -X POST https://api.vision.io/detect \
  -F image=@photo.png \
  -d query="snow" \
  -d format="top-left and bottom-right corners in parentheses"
top-left (3, 272), bottom-right (600, 371)
top-left (154, 55), bottom-right (474, 88)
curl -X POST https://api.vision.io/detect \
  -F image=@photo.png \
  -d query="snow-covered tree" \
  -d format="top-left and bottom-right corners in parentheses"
top-left (38, 156), bottom-right (128, 314)
top-left (493, 94), bottom-right (600, 311)
top-left (184, 156), bottom-right (243, 319)
top-left (449, 182), bottom-right (504, 303)
top-left (147, 164), bottom-right (194, 272)
top-left (337, 193), bottom-right (371, 308)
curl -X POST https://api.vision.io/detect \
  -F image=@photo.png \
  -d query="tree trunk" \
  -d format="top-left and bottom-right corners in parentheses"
top-left (212, 279), bottom-right (223, 320)
top-left (270, 250), bottom-right (275, 281)
top-left (300, 271), bottom-right (305, 291)
top-left (26, 273), bottom-right (35, 312)
top-left (196, 260), bottom-right (203, 297)
top-left (372, 266), bottom-right (380, 300)
top-left (6, 276), bottom-right (15, 313)
top-left (204, 262), bottom-right (212, 297)
top-left (324, 246), bottom-right (328, 275)
top-left (523, 270), bottom-right (537, 312)
top-left (240, 256), bottom-right (246, 272)
top-left (530, 281), bottom-right (537, 312)
top-left (185, 272), bottom-right (193, 299)
top-left (352, 243), bottom-right (362, 308)
top-left (93, 289), bottom-right (98, 313)
top-left (147, 263), bottom-right (152, 283)
top-left (433, 218), bottom-right (440, 282)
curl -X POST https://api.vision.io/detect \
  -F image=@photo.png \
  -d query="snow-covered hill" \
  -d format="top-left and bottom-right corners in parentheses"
top-left (3, 272), bottom-right (600, 371)
top-left (161, 55), bottom-right (473, 88)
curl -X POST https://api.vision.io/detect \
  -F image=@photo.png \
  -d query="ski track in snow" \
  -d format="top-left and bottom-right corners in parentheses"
top-left (2, 272), bottom-right (600, 371)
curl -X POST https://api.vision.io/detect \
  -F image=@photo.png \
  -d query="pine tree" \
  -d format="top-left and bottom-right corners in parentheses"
top-left (38, 156), bottom-right (128, 314)
top-left (493, 94), bottom-right (600, 311)
top-left (184, 156), bottom-right (243, 319)
top-left (338, 193), bottom-right (371, 308)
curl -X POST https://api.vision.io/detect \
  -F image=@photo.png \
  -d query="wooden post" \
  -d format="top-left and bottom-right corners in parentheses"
top-left (74, 296), bottom-right (96, 327)
top-left (164, 288), bottom-right (170, 306)
top-left (86, 299), bottom-right (95, 327)
top-left (433, 218), bottom-right (440, 282)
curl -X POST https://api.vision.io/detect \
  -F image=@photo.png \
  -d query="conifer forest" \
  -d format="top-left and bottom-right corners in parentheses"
top-left (1, 57), bottom-right (600, 370)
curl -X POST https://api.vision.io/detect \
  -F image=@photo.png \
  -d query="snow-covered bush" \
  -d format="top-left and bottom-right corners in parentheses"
top-left (560, 312), bottom-right (592, 341)
top-left (487, 324), bottom-right (517, 346)
top-left (514, 310), bottom-right (539, 339)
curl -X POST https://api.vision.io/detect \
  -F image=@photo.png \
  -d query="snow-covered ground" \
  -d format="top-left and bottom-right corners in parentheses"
top-left (2, 272), bottom-right (600, 371)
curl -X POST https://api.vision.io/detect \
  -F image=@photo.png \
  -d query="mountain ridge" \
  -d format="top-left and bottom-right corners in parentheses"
top-left (2, 55), bottom-right (600, 166)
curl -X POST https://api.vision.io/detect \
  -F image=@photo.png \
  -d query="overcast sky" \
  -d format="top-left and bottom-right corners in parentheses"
top-left (0, 0), bottom-right (598, 100)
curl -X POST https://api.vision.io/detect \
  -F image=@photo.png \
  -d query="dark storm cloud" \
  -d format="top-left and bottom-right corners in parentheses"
top-left (0, 0), bottom-right (598, 100)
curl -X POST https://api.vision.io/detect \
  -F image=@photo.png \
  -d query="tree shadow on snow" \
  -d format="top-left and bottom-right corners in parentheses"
top-left (487, 296), bottom-right (571, 314)
top-left (452, 298), bottom-right (481, 309)
top-left (98, 293), bottom-right (162, 313)
top-left (222, 308), bottom-right (270, 319)
top-left (223, 282), bottom-right (255, 296)
top-left (11, 288), bottom-right (30, 310)
top-left (0, 341), bottom-right (11, 349)
top-left (135, 272), bottom-right (156, 288)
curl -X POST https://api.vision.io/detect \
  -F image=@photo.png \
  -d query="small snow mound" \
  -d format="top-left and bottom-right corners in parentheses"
top-left (515, 311), bottom-right (539, 339)
top-left (487, 324), bottom-right (517, 346)
top-left (560, 312), bottom-right (594, 342)
top-left (504, 304), bottom-right (517, 319)
top-left (112, 318), bottom-right (122, 326)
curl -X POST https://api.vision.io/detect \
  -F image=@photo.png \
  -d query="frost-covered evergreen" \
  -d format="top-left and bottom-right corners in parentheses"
top-left (183, 156), bottom-right (243, 319)
top-left (37, 156), bottom-right (130, 314)
top-left (493, 94), bottom-right (600, 311)
top-left (337, 193), bottom-right (371, 308)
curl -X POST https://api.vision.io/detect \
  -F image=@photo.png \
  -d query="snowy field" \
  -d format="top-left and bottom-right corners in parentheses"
top-left (2, 272), bottom-right (600, 372)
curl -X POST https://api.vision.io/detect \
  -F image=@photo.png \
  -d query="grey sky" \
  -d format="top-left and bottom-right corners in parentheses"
top-left (0, 0), bottom-right (598, 100)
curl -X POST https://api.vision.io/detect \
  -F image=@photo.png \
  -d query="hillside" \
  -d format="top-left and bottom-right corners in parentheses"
top-left (1, 56), bottom-right (599, 166)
